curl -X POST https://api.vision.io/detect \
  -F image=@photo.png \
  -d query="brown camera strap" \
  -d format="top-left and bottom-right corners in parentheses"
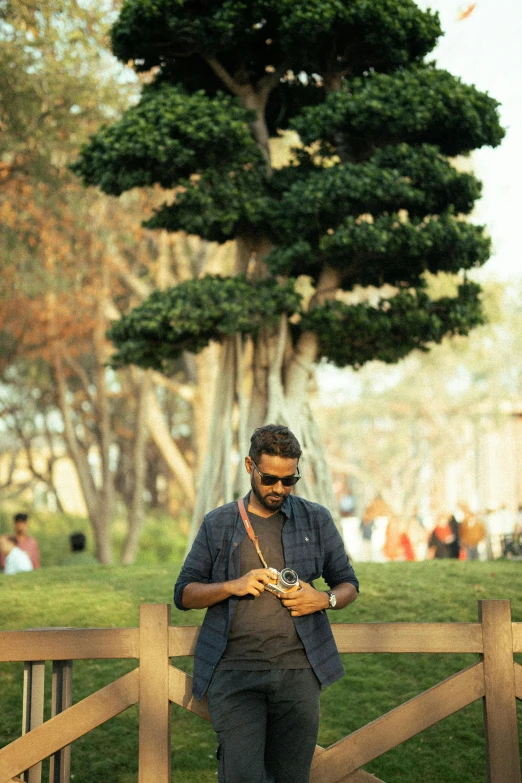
top-left (238, 497), bottom-right (269, 569)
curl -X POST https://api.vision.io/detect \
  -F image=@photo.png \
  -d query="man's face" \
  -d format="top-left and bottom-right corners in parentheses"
top-left (246, 453), bottom-right (299, 512)
top-left (14, 520), bottom-right (28, 537)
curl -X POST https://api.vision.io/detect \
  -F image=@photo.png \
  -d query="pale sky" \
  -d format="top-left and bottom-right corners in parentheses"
top-left (416, 0), bottom-right (522, 279)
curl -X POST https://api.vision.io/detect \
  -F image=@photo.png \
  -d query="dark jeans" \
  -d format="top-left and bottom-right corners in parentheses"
top-left (207, 668), bottom-right (321, 783)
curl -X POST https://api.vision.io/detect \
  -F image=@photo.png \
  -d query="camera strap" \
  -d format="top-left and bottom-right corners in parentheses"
top-left (238, 497), bottom-right (269, 569)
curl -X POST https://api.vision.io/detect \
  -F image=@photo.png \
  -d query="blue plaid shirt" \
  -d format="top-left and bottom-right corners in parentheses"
top-left (174, 493), bottom-right (359, 700)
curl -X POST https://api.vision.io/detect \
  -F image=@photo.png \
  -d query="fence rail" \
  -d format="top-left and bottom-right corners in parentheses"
top-left (0, 600), bottom-right (521, 783)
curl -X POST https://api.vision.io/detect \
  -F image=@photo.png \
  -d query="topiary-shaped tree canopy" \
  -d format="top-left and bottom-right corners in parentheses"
top-left (72, 0), bottom-right (504, 375)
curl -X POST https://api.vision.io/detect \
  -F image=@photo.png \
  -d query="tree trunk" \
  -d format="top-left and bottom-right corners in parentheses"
top-left (120, 370), bottom-right (151, 564)
top-left (187, 337), bottom-right (237, 546)
top-left (146, 388), bottom-right (196, 506)
top-left (187, 317), bottom-right (340, 545)
top-left (93, 292), bottom-right (115, 561)
top-left (52, 349), bottom-right (114, 563)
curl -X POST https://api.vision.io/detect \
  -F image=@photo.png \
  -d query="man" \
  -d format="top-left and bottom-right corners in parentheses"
top-left (0, 513), bottom-right (40, 571)
top-left (174, 424), bottom-right (359, 783)
top-left (60, 532), bottom-right (98, 566)
top-left (0, 535), bottom-right (34, 575)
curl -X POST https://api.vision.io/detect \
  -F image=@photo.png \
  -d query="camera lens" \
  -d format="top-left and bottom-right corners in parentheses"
top-left (280, 568), bottom-right (298, 587)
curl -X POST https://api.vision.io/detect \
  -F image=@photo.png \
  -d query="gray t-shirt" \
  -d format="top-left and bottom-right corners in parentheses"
top-left (218, 510), bottom-right (310, 670)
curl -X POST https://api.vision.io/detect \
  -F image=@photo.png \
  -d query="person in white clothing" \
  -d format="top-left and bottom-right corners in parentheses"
top-left (0, 535), bottom-right (34, 574)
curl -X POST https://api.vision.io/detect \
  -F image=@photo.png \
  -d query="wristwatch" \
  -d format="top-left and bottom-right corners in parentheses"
top-left (327, 591), bottom-right (337, 609)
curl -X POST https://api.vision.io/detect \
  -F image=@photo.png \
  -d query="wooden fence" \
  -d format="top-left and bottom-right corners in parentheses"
top-left (0, 599), bottom-right (521, 783)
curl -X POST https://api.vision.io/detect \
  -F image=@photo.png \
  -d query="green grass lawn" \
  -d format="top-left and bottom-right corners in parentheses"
top-left (1, 559), bottom-right (521, 782)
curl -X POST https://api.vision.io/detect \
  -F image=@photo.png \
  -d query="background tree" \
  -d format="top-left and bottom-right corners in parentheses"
top-left (73, 0), bottom-right (504, 541)
top-left (0, 0), bottom-right (211, 561)
top-left (0, 188), bottom-right (208, 562)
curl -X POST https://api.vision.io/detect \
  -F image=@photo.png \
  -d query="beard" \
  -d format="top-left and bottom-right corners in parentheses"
top-left (250, 475), bottom-right (285, 512)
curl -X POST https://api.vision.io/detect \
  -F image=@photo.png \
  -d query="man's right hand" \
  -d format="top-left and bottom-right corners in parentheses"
top-left (229, 568), bottom-right (276, 597)
top-left (181, 568), bottom-right (276, 609)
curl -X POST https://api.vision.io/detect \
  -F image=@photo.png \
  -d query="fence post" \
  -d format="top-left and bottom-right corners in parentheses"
top-left (49, 660), bottom-right (73, 783)
top-left (479, 600), bottom-right (521, 783)
top-left (22, 661), bottom-right (45, 783)
top-left (139, 603), bottom-right (171, 783)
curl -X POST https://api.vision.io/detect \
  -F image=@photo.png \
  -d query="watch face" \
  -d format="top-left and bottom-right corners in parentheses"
top-left (329, 592), bottom-right (337, 608)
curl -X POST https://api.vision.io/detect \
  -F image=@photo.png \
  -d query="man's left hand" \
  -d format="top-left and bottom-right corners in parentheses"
top-left (279, 580), bottom-right (328, 617)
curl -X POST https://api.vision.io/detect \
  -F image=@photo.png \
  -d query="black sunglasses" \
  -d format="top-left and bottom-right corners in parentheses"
top-left (251, 460), bottom-right (301, 487)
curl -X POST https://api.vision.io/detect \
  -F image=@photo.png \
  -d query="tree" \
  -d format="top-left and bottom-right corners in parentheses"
top-left (0, 187), bottom-right (206, 562)
top-left (72, 0), bottom-right (504, 541)
top-left (0, 0), bottom-right (196, 562)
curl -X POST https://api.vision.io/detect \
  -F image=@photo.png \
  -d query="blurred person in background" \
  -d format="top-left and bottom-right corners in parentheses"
top-left (0, 535), bottom-right (33, 575)
top-left (428, 513), bottom-right (460, 559)
top-left (61, 532), bottom-right (98, 566)
top-left (458, 503), bottom-right (486, 561)
top-left (383, 515), bottom-right (415, 561)
top-left (404, 508), bottom-right (428, 560)
top-left (362, 495), bottom-right (391, 562)
top-left (0, 512), bottom-right (40, 571)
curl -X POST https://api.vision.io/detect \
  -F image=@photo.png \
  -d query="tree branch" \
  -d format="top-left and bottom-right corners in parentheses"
top-left (204, 57), bottom-right (246, 98)
top-left (107, 246), bottom-right (152, 299)
top-left (257, 68), bottom-right (285, 103)
top-left (62, 354), bottom-right (95, 403)
top-left (52, 347), bottom-right (100, 521)
top-left (150, 370), bottom-right (195, 402)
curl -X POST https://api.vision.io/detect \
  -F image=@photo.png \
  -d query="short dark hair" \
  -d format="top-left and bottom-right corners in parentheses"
top-left (70, 532), bottom-right (86, 552)
top-left (249, 424), bottom-right (302, 463)
top-left (14, 513), bottom-right (28, 522)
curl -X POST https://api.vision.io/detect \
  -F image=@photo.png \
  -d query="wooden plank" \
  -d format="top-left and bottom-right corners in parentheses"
top-left (312, 750), bottom-right (385, 783)
top-left (22, 662), bottom-right (45, 783)
top-left (480, 600), bottom-right (521, 783)
top-left (168, 623), bottom-right (483, 656)
top-left (138, 604), bottom-right (171, 783)
top-left (168, 626), bottom-right (200, 657)
top-left (49, 661), bottom-right (73, 783)
top-left (168, 666), bottom-right (210, 721)
top-left (331, 623), bottom-right (483, 653)
top-left (343, 772), bottom-right (385, 783)
top-left (512, 623), bottom-right (522, 653)
top-left (0, 629), bottom-right (139, 661)
top-left (0, 669), bottom-right (139, 783)
top-left (514, 663), bottom-right (522, 700)
top-left (310, 662), bottom-right (485, 783)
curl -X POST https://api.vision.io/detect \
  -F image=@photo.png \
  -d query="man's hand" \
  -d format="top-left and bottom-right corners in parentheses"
top-left (229, 568), bottom-right (276, 598)
top-left (279, 580), bottom-right (329, 617)
top-left (181, 568), bottom-right (276, 608)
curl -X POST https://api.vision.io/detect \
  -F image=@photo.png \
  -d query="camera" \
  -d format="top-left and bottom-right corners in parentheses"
top-left (265, 567), bottom-right (299, 596)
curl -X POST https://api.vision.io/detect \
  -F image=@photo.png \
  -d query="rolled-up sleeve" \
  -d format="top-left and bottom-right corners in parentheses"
top-left (173, 517), bottom-right (214, 610)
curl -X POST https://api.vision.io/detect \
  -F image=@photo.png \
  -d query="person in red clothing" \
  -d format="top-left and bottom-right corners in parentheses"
top-left (0, 513), bottom-right (40, 571)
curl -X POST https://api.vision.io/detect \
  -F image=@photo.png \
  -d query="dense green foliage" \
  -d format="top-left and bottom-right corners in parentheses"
top-left (72, 84), bottom-right (263, 194)
top-left (107, 274), bottom-right (301, 371)
top-left (73, 0), bottom-right (504, 370)
top-left (299, 281), bottom-right (484, 366)
top-left (292, 66), bottom-right (505, 158)
top-left (110, 0), bottom-right (443, 78)
top-left (0, 552), bottom-right (521, 783)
